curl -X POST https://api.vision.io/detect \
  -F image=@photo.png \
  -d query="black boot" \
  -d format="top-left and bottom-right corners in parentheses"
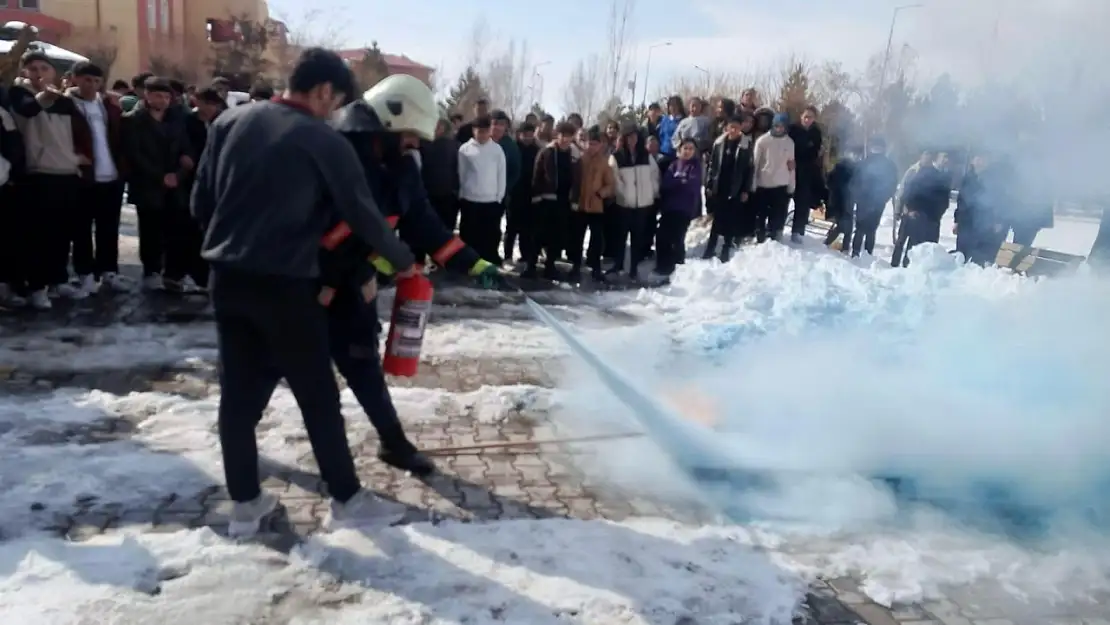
top-left (521, 265), bottom-right (538, 279)
top-left (378, 445), bottom-right (437, 477)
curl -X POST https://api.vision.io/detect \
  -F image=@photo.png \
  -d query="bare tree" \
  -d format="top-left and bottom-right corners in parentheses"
top-left (270, 7), bottom-right (348, 76)
top-left (482, 38), bottom-right (531, 120)
top-left (563, 54), bottom-right (603, 121)
top-left (599, 0), bottom-right (635, 116)
top-left (63, 27), bottom-right (119, 76)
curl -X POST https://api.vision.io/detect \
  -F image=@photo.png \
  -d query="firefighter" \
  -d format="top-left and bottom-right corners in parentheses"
top-left (323, 74), bottom-right (506, 476)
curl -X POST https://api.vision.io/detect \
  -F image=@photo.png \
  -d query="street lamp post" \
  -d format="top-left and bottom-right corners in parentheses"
top-left (693, 64), bottom-right (710, 95)
top-left (530, 60), bottom-right (551, 111)
top-left (641, 41), bottom-right (671, 108)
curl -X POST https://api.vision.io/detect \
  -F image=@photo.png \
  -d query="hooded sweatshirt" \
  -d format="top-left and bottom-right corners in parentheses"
top-left (672, 114), bottom-right (712, 153)
top-left (660, 157), bottom-right (703, 218)
top-left (752, 114), bottom-right (795, 193)
top-left (657, 114), bottom-right (682, 155)
top-left (7, 77), bottom-right (83, 176)
top-left (457, 137), bottom-right (506, 203)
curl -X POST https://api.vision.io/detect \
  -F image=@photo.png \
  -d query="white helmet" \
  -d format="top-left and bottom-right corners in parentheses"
top-left (361, 74), bottom-right (439, 141)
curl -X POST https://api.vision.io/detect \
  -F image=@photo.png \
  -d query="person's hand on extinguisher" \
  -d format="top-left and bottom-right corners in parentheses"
top-left (469, 259), bottom-right (509, 290)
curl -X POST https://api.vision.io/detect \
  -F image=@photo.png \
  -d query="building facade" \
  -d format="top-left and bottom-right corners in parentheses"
top-left (0, 0), bottom-right (270, 81)
top-left (336, 48), bottom-right (434, 86)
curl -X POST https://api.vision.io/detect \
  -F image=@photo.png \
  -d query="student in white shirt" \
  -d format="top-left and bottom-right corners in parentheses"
top-left (456, 115), bottom-right (506, 261)
top-left (751, 112), bottom-right (795, 242)
top-left (70, 61), bottom-right (129, 295)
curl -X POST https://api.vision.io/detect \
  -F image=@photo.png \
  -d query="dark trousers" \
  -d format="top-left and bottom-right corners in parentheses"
top-left (850, 205), bottom-right (884, 257)
top-left (0, 184), bottom-right (28, 290)
top-left (791, 184), bottom-right (819, 236)
top-left (609, 205), bottom-right (652, 272)
top-left (704, 195), bottom-right (748, 260)
top-left (71, 180), bottom-right (125, 277)
top-left (753, 186), bottom-right (790, 242)
top-left (429, 194), bottom-right (459, 232)
top-left (503, 196), bottom-right (524, 262)
top-left (523, 199), bottom-right (569, 273)
top-left (655, 211), bottom-right (691, 275)
top-left (23, 173), bottom-right (81, 290)
top-left (640, 204), bottom-right (659, 257)
top-left (966, 228), bottom-right (1007, 266)
top-left (135, 202), bottom-right (166, 276)
top-left (164, 198), bottom-right (207, 285)
top-left (458, 199), bottom-right (503, 262)
top-left (328, 288), bottom-right (416, 454)
top-left (603, 202), bottom-right (620, 261)
top-left (567, 211), bottom-right (605, 270)
top-left (824, 210), bottom-right (853, 251)
top-left (891, 213), bottom-right (940, 267)
top-left (211, 268), bottom-right (361, 503)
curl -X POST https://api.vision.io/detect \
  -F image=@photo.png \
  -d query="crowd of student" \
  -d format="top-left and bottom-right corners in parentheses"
top-left (0, 51), bottom-right (1050, 314)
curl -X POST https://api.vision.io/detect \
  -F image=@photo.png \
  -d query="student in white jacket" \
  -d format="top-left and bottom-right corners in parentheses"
top-left (457, 115), bottom-right (506, 262)
top-left (607, 126), bottom-right (660, 277)
top-left (751, 112), bottom-right (795, 242)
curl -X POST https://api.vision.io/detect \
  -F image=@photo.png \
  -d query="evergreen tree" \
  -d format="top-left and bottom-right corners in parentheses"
top-left (444, 67), bottom-right (489, 117)
top-left (775, 63), bottom-right (812, 121)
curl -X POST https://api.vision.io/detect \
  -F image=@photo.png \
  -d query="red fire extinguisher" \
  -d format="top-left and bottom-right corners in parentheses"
top-left (383, 273), bottom-right (434, 377)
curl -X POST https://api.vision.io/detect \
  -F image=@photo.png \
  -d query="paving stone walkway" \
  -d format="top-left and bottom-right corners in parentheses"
top-left (3, 307), bottom-right (1107, 623)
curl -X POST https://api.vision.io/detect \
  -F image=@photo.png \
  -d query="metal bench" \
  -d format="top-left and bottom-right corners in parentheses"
top-left (992, 242), bottom-right (1086, 277)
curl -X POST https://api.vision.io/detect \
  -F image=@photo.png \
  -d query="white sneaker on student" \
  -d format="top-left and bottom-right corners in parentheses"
top-left (78, 274), bottom-right (99, 295)
top-left (0, 283), bottom-right (26, 307)
top-left (323, 489), bottom-right (406, 531)
top-left (228, 491), bottom-right (280, 539)
top-left (28, 289), bottom-right (52, 310)
top-left (101, 272), bottom-right (132, 293)
top-left (142, 274), bottom-right (164, 291)
top-left (55, 279), bottom-right (89, 300)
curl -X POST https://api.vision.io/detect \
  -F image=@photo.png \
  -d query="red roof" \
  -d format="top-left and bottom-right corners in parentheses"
top-left (0, 9), bottom-right (73, 39)
top-left (336, 48), bottom-right (432, 71)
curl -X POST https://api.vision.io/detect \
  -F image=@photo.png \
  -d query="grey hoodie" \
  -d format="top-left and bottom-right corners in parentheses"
top-left (672, 115), bottom-right (712, 153)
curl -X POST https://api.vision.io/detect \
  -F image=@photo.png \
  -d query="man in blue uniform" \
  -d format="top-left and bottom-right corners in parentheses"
top-left (321, 74), bottom-right (506, 477)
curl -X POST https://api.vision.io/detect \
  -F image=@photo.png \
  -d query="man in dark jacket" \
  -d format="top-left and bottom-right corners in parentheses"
top-left (524, 121), bottom-right (579, 279)
top-left (420, 117), bottom-right (460, 234)
top-left (703, 113), bottom-right (754, 261)
top-left (455, 97), bottom-right (489, 144)
top-left (189, 48), bottom-right (418, 538)
top-left (490, 109), bottom-right (521, 263)
top-left (326, 74), bottom-right (505, 476)
top-left (822, 147), bottom-right (857, 250)
top-left (0, 86), bottom-right (28, 307)
top-left (178, 87), bottom-right (227, 289)
top-left (788, 105), bottom-right (824, 243)
top-left (506, 121), bottom-right (540, 263)
top-left (892, 151), bottom-right (951, 267)
top-left (121, 77), bottom-right (196, 291)
top-left (849, 138), bottom-right (899, 257)
top-left (955, 153), bottom-right (1009, 265)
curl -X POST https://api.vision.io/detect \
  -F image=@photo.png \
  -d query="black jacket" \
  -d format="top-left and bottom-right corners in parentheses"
top-left (705, 134), bottom-right (754, 201)
top-left (825, 159), bottom-right (854, 221)
top-left (513, 139), bottom-right (541, 208)
top-left (326, 100), bottom-right (482, 287)
top-left (851, 153), bottom-right (899, 211)
top-left (419, 136), bottom-right (460, 198)
top-left (191, 99), bottom-right (414, 279)
top-left (904, 165), bottom-right (952, 222)
top-left (121, 105), bottom-right (189, 209)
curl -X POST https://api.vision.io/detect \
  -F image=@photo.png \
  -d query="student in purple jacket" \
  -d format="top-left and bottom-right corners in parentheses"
top-left (655, 138), bottom-right (703, 277)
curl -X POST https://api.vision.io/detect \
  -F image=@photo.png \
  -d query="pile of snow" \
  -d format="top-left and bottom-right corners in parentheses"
top-left (555, 240), bottom-right (1110, 605)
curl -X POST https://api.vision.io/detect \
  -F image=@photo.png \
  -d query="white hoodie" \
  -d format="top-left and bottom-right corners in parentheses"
top-left (752, 132), bottom-right (796, 193)
top-left (458, 137), bottom-right (506, 203)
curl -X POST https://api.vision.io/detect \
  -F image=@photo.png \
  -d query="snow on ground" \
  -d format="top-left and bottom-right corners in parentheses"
top-left (2, 211), bottom-right (1106, 622)
top-left (0, 384), bottom-right (553, 530)
top-left (554, 221), bottom-right (1110, 609)
top-left (0, 520), bottom-right (802, 625)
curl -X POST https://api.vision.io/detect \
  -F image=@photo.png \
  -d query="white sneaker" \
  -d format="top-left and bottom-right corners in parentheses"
top-left (101, 272), bottom-right (132, 293)
top-left (0, 283), bottom-right (26, 307)
top-left (323, 489), bottom-right (406, 531)
top-left (142, 274), bottom-right (164, 291)
top-left (228, 491), bottom-right (280, 539)
top-left (28, 289), bottom-right (52, 310)
top-left (55, 279), bottom-right (90, 300)
top-left (78, 274), bottom-right (99, 295)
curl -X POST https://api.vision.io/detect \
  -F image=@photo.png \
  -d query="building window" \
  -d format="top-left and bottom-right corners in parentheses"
top-left (19, 0), bottom-right (40, 10)
top-left (160, 0), bottom-right (169, 31)
top-left (147, 0), bottom-right (156, 29)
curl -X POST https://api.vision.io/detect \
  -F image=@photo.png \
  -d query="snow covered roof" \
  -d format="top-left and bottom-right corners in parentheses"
top-left (0, 39), bottom-right (88, 65)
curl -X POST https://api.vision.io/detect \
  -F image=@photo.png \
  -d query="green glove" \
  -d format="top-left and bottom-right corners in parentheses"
top-left (469, 260), bottom-right (506, 289)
